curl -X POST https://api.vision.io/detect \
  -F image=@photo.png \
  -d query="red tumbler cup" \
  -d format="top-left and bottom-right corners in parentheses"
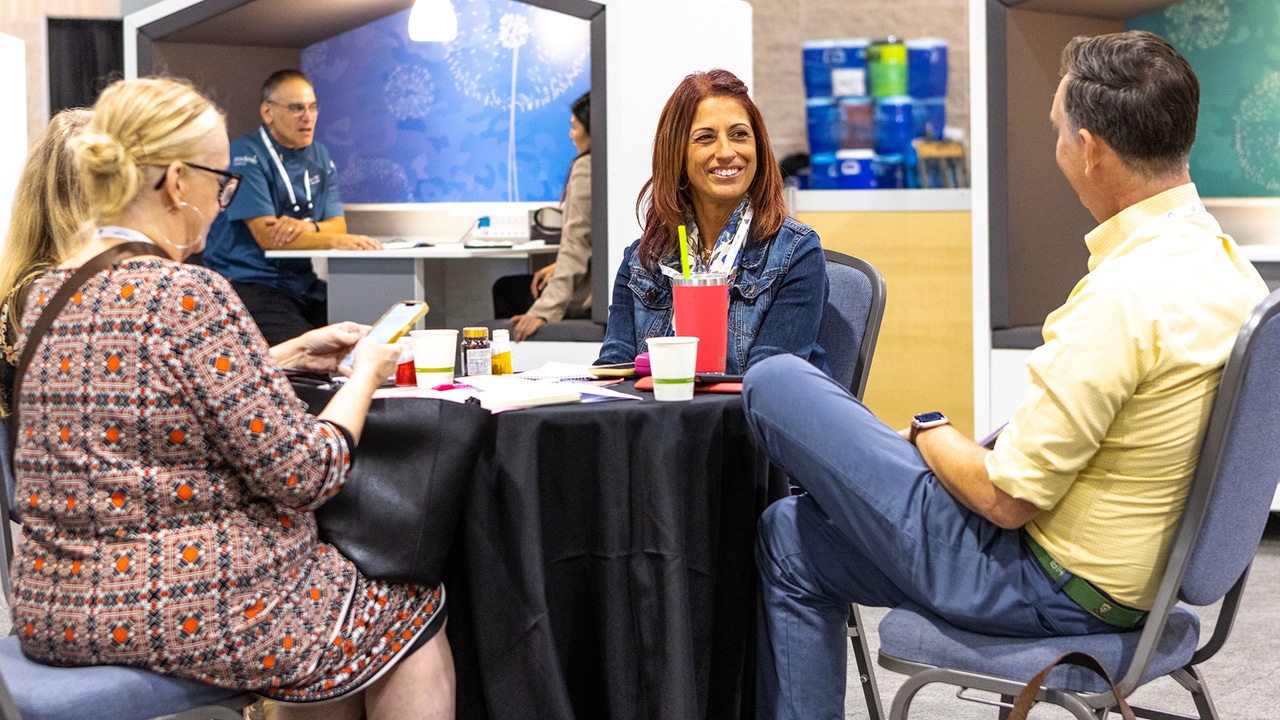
top-left (671, 272), bottom-right (729, 373)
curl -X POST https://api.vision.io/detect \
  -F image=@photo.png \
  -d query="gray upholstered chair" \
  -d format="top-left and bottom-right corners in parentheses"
top-left (0, 421), bottom-right (254, 720)
top-left (818, 249), bottom-right (886, 398)
top-left (872, 288), bottom-right (1280, 719)
top-left (815, 249), bottom-right (889, 718)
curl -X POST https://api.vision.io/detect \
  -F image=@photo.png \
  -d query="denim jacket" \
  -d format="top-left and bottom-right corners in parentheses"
top-left (597, 217), bottom-right (830, 375)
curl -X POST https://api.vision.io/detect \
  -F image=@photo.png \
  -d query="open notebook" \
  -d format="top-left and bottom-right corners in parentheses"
top-left (462, 375), bottom-right (583, 410)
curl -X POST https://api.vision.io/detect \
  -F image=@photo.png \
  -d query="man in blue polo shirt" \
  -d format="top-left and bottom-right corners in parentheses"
top-left (205, 69), bottom-right (382, 345)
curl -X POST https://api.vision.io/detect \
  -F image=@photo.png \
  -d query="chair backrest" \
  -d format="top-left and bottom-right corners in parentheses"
top-left (1179, 288), bottom-right (1280, 603)
top-left (1117, 287), bottom-right (1280, 690)
top-left (818, 250), bottom-right (886, 400)
top-left (0, 418), bottom-right (14, 601)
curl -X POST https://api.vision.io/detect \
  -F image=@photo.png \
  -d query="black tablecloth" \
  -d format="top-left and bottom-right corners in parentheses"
top-left (448, 383), bottom-right (786, 720)
top-left (295, 377), bottom-right (785, 719)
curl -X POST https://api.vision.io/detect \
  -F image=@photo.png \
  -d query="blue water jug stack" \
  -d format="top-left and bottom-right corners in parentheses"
top-left (803, 39), bottom-right (872, 189)
top-left (802, 36), bottom-right (948, 190)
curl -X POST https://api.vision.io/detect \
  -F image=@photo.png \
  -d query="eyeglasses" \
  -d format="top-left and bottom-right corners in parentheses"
top-left (268, 100), bottom-right (319, 117)
top-left (152, 162), bottom-right (243, 209)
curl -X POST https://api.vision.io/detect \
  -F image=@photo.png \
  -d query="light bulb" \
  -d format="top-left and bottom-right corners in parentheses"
top-left (408, 0), bottom-right (458, 43)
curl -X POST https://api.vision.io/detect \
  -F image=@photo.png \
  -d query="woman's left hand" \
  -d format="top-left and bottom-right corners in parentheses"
top-left (510, 314), bottom-right (547, 342)
top-left (272, 322), bottom-right (368, 373)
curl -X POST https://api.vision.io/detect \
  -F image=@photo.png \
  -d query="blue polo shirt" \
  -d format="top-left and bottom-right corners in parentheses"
top-left (204, 126), bottom-right (345, 304)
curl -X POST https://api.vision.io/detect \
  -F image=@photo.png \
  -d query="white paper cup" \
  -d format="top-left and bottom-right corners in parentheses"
top-left (646, 336), bottom-right (699, 402)
top-left (411, 329), bottom-right (458, 388)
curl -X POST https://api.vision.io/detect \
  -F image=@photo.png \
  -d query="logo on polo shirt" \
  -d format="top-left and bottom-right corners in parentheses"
top-left (234, 154), bottom-right (259, 167)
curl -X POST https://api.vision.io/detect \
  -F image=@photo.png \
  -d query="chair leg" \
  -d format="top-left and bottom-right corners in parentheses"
top-left (1169, 666), bottom-right (1219, 720)
top-left (848, 604), bottom-right (885, 720)
top-left (998, 694), bottom-right (1013, 719)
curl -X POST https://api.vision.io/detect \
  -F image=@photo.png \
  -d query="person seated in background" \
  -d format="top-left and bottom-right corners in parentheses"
top-left (595, 69), bottom-right (829, 375)
top-left (203, 69), bottom-right (382, 346)
top-left (491, 91), bottom-right (594, 341)
top-left (0, 108), bottom-right (92, 418)
top-left (9, 77), bottom-right (453, 720)
top-left (744, 31), bottom-right (1268, 720)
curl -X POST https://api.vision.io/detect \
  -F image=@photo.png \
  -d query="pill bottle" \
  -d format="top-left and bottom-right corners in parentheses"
top-left (491, 328), bottom-right (513, 375)
top-left (461, 327), bottom-right (492, 377)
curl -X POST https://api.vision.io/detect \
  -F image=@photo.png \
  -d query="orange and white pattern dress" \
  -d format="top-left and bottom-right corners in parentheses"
top-left (9, 258), bottom-right (444, 701)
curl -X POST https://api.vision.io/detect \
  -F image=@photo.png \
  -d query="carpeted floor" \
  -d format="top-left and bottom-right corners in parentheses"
top-left (3, 517), bottom-right (1278, 719)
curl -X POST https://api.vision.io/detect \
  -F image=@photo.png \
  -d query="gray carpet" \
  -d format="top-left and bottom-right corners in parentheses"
top-left (2, 519), bottom-right (1278, 719)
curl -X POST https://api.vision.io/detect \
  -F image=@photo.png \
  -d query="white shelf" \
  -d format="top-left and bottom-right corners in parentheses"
top-left (792, 188), bottom-right (972, 213)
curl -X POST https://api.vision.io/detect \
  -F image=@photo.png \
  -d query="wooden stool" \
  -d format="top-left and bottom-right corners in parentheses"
top-left (913, 139), bottom-right (968, 188)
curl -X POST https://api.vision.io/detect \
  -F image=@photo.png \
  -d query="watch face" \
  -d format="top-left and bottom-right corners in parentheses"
top-left (914, 411), bottom-right (946, 424)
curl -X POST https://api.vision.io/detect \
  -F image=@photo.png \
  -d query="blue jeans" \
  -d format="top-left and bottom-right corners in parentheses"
top-left (743, 354), bottom-right (1113, 720)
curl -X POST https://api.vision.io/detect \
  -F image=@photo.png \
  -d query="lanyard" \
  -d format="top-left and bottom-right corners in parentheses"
top-left (259, 127), bottom-right (313, 215)
top-left (95, 226), bottom-right (158, 246)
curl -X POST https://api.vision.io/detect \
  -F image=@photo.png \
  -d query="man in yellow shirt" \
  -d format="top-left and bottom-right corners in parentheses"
top-left (745, 31), bottom-right (1269, 720)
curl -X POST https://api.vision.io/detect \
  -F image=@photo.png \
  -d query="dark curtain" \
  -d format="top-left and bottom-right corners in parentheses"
top-left (47, 18), bottom-right (123, 116)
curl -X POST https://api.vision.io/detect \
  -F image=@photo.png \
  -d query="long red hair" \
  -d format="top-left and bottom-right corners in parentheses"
top-left (635, 69), bottom-right (786, 270)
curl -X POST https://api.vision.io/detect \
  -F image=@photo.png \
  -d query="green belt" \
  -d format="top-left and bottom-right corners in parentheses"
top-left (1023, 531), bottom-right (1147, 629)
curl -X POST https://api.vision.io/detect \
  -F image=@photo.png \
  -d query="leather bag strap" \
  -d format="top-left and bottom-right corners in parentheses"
top-left (8, 242), bottom-right (158, 464)
top-left (1007, 651), bottom-right (1136, 720)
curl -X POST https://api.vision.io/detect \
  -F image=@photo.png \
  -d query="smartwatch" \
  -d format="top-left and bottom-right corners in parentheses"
top-left (909, 411), bottom-right (949, 444)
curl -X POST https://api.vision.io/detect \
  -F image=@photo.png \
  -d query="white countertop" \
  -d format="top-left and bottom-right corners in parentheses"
top-left (791, 188), bottom-right (972, 213)
top-left (266, 238), bottom-right (556, 259)
top-left (1241, 244), bottom-right (1280, 263)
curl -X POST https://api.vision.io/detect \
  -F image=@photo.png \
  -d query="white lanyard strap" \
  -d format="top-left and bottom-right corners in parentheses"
top-left (95, 226), bottom-right (158, 246)
top-left (259, 127), bottom-right (312, 212)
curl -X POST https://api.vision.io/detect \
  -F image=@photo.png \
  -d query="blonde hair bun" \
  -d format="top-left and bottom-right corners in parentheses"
top-left (73, 77), bottom-right (225, 219)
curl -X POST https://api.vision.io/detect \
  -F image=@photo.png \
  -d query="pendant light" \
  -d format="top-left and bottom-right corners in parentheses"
top-left (408, 0), bottom-right (459, 42)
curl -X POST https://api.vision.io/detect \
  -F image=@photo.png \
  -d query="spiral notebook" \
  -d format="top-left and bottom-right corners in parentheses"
top-left (517, 362), bottom-right (598, 381)
top-left (462, 375), bottom-right (583, 410)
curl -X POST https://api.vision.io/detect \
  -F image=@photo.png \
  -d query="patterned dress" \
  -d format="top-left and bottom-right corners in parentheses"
top-left (9, 257), bottom-right (444, 701)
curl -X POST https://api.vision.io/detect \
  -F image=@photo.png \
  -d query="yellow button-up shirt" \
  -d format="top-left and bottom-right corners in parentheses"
top-left (986, 184), bottom-right (1268, 609)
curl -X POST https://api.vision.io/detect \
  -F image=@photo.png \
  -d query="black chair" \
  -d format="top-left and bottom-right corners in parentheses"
top-left (815, 249), bottom-right (889, 718)
top-left (873, 288), bottom-right (1280, 719)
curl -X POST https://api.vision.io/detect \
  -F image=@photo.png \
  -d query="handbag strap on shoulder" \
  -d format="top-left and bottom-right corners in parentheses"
top-left (7, 241), bottom-right (158, 462)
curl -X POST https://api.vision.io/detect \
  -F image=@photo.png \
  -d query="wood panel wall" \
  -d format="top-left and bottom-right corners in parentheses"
top-left (798, 209), bottom-right (974, 437)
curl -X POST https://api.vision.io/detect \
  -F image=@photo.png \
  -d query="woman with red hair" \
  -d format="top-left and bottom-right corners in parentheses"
top-left (596, 69), bottom-right (829, 375)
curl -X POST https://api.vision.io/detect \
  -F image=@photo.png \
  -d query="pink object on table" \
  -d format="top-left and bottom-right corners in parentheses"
top-left (634, 352), bottom-right (651, 377)
top-left (672, 274), bottom-right (729, 373)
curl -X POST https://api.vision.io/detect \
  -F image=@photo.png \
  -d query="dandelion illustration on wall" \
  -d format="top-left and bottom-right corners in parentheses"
top-left (445, 0), bottom-right (589, 201)
top-left (1164, 0), bottom-right (1230, 51)
top-left (1236, 71), bottom-right (1280, 192)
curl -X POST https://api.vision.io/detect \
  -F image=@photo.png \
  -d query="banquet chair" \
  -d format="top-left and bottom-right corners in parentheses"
top-left (819, 249), bottom-right (886, 398)
top-left (0, 420), bottom-right (254, 720)
top-left (815, 249), bottom-right (889, 719)
top-left (872, 287), bottom-right (1280, 719)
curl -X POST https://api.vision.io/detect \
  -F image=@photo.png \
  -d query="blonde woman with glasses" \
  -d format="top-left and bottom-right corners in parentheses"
top-left (8, 77), bottom-right (454, 720)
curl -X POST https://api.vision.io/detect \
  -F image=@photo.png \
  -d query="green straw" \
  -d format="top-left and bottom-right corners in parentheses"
top-left (678, 225), bottom-right (690, 278)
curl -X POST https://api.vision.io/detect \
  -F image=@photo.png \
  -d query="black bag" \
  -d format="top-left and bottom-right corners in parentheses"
top-left (529, 206), bottom-right (563, 244)
top-left (293, 379), bottom-right (491, 587)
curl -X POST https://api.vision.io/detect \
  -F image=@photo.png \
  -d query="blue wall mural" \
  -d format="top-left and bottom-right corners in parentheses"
top-left (1130, 0), bottom-right (1280, 197)
top-left (302, 0), bottom-right (591, 203)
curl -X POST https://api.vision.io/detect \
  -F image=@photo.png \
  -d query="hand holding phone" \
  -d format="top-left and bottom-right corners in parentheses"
top-left (340, 300), bottom-right (430, 367)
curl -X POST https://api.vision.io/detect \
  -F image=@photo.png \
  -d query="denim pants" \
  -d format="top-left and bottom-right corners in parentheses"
top-left (742, 354), bottom-right (1114, 720)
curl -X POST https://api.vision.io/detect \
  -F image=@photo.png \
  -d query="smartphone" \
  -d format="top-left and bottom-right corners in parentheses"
top-left (695, 373), bottom-right (745, 383)
top-left (341, 300), bottom-right (430, 367)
